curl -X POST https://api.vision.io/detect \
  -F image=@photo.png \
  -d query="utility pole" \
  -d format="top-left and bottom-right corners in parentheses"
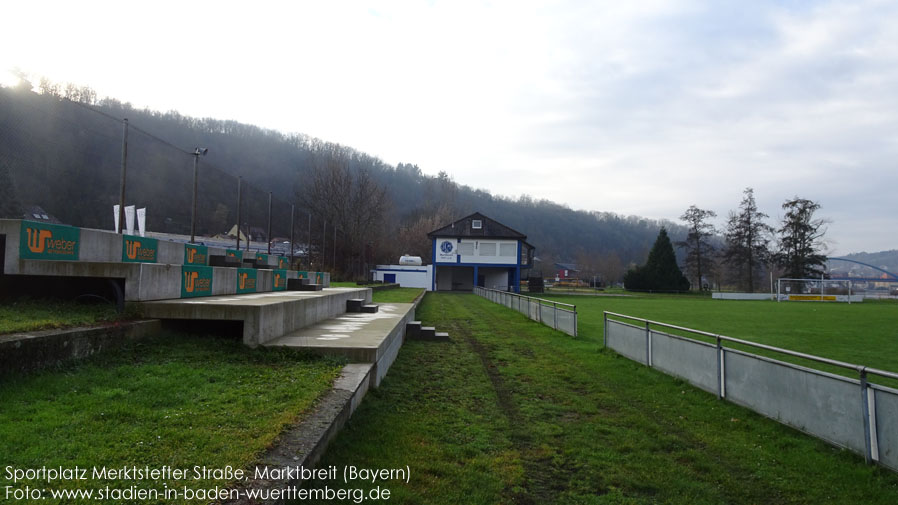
top-left (289, 204), bottom-right (295, 265)
top-left (118, 119), bottom-right (128, 233)
top-left (235, 176), bottom-right (242, 250)
top-left (267, 192), bottom-right (272, 254)
top-left (190, 147), bottom-right (208, 244)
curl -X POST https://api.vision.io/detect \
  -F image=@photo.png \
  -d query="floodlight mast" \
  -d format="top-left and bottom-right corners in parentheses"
top-left (190, 147), bottom-right (208, 244)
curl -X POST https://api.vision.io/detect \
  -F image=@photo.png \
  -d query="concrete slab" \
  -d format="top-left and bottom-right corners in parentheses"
top-left (140, 288), bottom-right (372, 347)
top-left (265, 303), bottom-right (415, 387)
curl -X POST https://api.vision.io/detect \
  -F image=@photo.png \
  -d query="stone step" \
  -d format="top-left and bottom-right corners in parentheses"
top-left (295, 283), bottom-right (323, 291)
top-left (346, 298), bottom-right (365, 312)
top-left (433, 332), bottom-right (450, 341)
top-left (209, 255), bottom-right (241, 268)
top-left (420, 326), bottom-right (436, 339)
top-left (361, 304), bottom-right (379, 314)
top-left (405, 321), bottom-right (422, 339)
top-left (287, 278), bottom-right (312, 291)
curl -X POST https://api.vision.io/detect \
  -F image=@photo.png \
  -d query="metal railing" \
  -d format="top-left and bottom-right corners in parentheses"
top-left (603, 311), bottom-right (898, 472)
top-left (474, 286), bottom-right (577, 337)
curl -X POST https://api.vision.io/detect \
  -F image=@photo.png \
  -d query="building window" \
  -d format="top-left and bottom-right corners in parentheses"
top-left (458, 242), bottom-right (475, 256)
top-left (472, 219), bottom-right (482, 229)
top-left (480, 242), bottom-right (496, 256)
top-left (499, 243), bottom-right (516, 258)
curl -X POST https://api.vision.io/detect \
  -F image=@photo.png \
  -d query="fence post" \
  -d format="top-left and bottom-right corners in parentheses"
top-left (716, 335), bottom-right (724, 399)
top-left (573, 306), bottom-right (578, 338)
top-left (602, 312), bottom-right (607, 348)
top-left (859, 368), bottom-right (877, 464)
top-left (645, 320), bottom-right (652, 367)
top-left (553, 302), bottom-right (558, 330)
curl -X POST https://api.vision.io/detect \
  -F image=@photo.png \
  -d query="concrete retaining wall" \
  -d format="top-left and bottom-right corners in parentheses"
top-left (0, 320), bottom-right (162, 374)
top-left (605, 318), bottom-right (898, 472)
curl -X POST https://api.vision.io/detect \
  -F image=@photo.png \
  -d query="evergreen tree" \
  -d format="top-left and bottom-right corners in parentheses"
top-left (723, 188), bottom-right (773, 292)
top-left (677, 205), bottom-right (716, 290)
top-left (776, 197), bottom-right (827, 278)
top-left (624, 228), bottom-right (690, 292)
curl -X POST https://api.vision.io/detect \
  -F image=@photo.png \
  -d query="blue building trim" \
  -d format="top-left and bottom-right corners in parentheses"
top-left (374, 268), bottom-right (428, 273)
top-left (431, 238), bottom-right (437, 292)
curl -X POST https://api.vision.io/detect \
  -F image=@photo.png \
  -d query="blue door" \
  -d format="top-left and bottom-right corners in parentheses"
top-left (384, 273), bottom-right (396, 283)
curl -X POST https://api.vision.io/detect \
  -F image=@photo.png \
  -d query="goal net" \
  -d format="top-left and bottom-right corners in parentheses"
top-left (776, 278), bottom-right (856, 302)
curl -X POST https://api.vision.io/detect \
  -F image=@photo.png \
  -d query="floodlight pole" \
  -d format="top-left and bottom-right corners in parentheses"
top-left (190, 147), bottom-right (208, 244)
top-left (235, 176), bottom-right (242, 250)
top-left (118, 119), bottom-right (128, 234)
top-left (267, 192), bottom-right (272, 254)
top-left (289, 204), bottom-right (295, 265)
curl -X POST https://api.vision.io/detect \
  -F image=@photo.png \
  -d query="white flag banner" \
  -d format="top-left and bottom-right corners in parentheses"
top-left (113, 204), bottom-right (121, 233)
top-left (137, 208), bottom-right (146, 237)
top-left (125, 205), bottom-right (136, 235)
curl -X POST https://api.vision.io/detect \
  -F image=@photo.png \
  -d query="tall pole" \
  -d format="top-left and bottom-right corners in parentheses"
top-left (190, 148), bottom-right (207, 244)
top-left (235, 176), bottom-right (242, 250)
top-left (118, 119), bottom-right (128, 233)
top-left (267, 192), bottom-right (272, 254)
top-left (307, 212), bottom-right (312, 270)
top-left (290, 204), bottom-right (295, 265)
top-left (333, 226), bottom-right (337, 272)
top-left (322, 220), bottom-right (327, 271)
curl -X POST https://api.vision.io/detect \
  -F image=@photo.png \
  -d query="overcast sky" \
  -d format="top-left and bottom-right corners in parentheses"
top-left (2, 0), bottom-right (897, 254)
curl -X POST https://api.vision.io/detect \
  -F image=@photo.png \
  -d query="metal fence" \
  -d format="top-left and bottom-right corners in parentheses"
top-left (474, 286), bottom-right (577, 337)
top-left (603, 311), bottom-right (898, 472)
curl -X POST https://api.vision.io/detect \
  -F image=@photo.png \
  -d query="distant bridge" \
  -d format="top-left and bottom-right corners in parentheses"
top-left (827, 257), bottom-right (898, 282)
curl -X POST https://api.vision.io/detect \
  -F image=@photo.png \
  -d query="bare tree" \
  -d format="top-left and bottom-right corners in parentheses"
top-left (299, 151), bottom-right (390, 278)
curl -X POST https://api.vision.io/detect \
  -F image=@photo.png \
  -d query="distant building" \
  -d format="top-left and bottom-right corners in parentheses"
top-left (22, 205), bottom-right (62, 224)
top-left (555, 263), bottom-right (580, 281)
top-left (427, 212), bottom-right (534, 292)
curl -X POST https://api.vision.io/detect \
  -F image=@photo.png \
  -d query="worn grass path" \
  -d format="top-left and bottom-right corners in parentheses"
top-left (301, 292), bottom-right (898, 504)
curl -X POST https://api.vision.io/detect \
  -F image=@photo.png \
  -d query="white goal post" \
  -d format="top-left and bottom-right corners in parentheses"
top-left (776, 277), bottom-right (857, 303)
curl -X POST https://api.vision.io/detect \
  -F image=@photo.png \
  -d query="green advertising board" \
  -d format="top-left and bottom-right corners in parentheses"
top-left (296, 270), bottom-right (308, 279)
top-left (255, 253), bottom-right (269, 267)
top-left (19, 220), bottom-right (80, 261)
top-left (272, 269), bottom-right (288, 291)
top-left (184, 244), bottom-right (208, 266)
top-left (226, 249), bottom-right (243, 262)
top-left (181, 265), bottom-right (214, 298)
top-left (278, 256), bottom-right (290, 270)
top-left (122, 235), bottom-right (159, 263)
top-left (237, 268), bottom-right (258, 294)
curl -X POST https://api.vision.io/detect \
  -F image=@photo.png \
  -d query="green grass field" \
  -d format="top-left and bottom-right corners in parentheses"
top-left (0, 299), bottom-right (130, 335)
top-left (0, 334), bottom-right (343, 504)
top-left (300, 292), bottom-right (898, 504)
top-left (537, 293), bottom-right (898, 382)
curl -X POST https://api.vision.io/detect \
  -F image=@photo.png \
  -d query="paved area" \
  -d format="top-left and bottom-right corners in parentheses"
top-left (266, 303), bottom-right (415, 364)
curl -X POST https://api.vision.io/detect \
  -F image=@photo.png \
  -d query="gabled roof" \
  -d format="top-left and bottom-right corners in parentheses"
top-left (555, 263), bottom-right (580, 271)
top-left (427, 212), bottom-right (527, 240)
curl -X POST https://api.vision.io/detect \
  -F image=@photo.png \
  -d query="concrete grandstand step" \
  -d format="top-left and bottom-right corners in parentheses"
top-left (286, 278), bottom-right (312, 290)
top-left (140, 288), bottom-right (371, 347)
top-left (420, 326), bottom-right (436, 339)
top-left (361, 304), bottom-right (379, 313)
top-left (295, 283), bottom-right (323, 291)
top-left (346, 298), bottom-right (365, 312)
top-left (265, 302), bottom-right (417, 387)
top-left (405, 321), bottom-right (422, 339)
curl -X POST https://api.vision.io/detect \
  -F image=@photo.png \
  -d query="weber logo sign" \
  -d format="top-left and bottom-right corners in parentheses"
top-left (237, 268), bottom-right (257, 294)
top-left (185, 244), bottom-right (208, 265)
top-left (122, 236), bottom-right (159, 263)
top-left (181, 265), bottom-right (214, 298)
top-left (20, 221), bottom-right (80, 260)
